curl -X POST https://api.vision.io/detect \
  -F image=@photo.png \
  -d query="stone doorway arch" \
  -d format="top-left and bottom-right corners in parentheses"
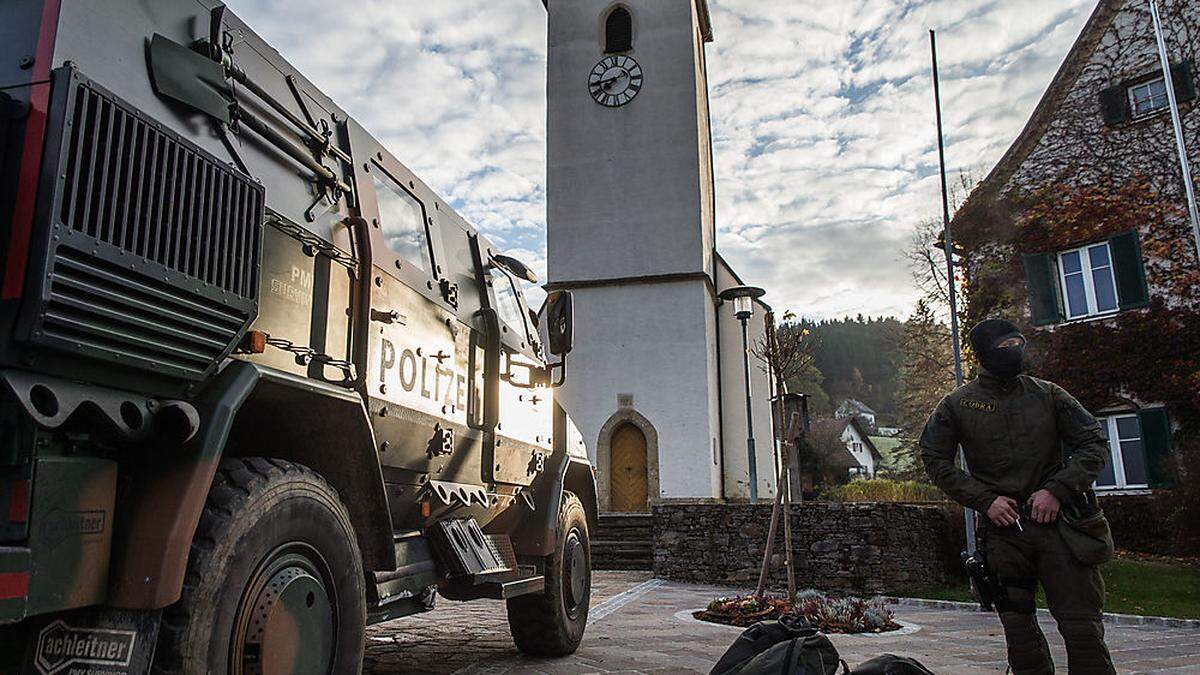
top-left (596, 408), bottom-right (660, 513)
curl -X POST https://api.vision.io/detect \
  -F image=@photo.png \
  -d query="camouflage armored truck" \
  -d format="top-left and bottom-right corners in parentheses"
top-left (0, 0), bottom-right (598, 671)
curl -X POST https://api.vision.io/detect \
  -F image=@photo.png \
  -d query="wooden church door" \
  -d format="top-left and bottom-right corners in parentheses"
top-left (610, 424), bottom-right (648, 512)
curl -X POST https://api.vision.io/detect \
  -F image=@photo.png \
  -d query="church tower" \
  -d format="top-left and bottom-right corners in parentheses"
top-left (545, 0), bottom-right (727, 509)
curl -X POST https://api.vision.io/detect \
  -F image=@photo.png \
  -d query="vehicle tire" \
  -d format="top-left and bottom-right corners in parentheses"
top-left (505, 492), bottom-right (591, 657)
top-left (153, 458), bottom-right (366, 674)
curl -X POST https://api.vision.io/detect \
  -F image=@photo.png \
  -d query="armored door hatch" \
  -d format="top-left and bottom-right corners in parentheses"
top-left (21, 67), bottom-right (264, 382)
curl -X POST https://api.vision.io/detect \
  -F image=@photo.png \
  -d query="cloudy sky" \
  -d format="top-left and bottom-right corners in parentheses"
top-left (227, 0), bottom-right (1095, 319)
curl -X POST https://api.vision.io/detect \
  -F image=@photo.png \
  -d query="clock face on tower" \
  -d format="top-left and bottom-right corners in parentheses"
top-left (588, 55), bottom-right (643, 107)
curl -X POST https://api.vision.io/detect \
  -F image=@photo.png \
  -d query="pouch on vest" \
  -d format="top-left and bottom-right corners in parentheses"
top-left (1057, 491), bottom-right (1114, 566)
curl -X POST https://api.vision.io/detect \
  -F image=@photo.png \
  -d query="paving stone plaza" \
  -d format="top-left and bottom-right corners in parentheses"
top-left (364, 572), bottom-right (1200, 674)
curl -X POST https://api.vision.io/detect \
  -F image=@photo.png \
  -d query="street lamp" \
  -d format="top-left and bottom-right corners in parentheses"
top-left (720, 284), bottom-right (767, 502)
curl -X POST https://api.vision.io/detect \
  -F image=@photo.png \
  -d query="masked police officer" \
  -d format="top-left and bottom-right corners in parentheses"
top-left (920, 318), bottom-right (1115, 675)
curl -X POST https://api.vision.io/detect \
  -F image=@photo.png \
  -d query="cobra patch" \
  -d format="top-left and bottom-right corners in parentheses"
top-left (960, 398), bottom-right (996, 413)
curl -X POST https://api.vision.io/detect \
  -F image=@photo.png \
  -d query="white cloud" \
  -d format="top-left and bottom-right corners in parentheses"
top-left (226, 0), bottom-right (1096, 319)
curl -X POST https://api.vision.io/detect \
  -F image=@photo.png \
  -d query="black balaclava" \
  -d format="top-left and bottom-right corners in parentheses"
top-left (969, 318), bottom-right (1026, 380)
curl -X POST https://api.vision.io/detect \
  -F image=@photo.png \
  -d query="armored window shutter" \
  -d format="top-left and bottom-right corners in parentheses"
top-left (1171, 60), bottom-right (1197, 103)
top-left (1022, 252), bottom-right (1063, 326)
top-left (1109, 230), bottom-right (1150, 309)
top-left (1137, 407), bottom-right (1174, 488)
top-left (1098, 85), bottom-right (1128, 126)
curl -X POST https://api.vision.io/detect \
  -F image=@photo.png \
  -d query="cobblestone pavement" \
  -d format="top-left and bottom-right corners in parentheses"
top-left (365, 571), bottom-right (1200, 674)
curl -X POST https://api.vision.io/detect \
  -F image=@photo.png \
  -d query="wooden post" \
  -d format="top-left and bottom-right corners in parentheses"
top-left (781, 411), bottom-right (799, 603)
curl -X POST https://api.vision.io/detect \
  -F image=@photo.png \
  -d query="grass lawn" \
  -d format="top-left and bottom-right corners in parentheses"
top-left (893, 559), bottom-right (1200, 620)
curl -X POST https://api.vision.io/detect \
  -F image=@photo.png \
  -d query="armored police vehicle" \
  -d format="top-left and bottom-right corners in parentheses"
top-left (0, 0), bottom-right (598, 672)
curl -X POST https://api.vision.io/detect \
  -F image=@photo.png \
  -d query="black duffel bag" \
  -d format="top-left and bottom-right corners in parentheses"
top-left (710, 615), bottom-right (847, 675)
top-left (851, 654), bottom-right (937, 674)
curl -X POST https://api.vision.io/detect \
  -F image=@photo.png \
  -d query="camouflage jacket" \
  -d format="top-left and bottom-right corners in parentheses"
top-left (919, 373), bottom-right (1109, 512)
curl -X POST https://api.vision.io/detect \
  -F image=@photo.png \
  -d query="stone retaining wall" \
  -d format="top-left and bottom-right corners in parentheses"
top-left (652, 502), bottom-right (962, 595)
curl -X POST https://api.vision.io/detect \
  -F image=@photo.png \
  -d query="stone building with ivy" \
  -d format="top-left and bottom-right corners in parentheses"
top-left (951, 0), bottom-right (1199, 548)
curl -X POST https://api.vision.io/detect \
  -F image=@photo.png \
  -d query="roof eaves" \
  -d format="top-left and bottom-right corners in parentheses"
top-left (952, 0), bottom-right (1120, 228)
top-left (695, 0), bottom-right (714, 42)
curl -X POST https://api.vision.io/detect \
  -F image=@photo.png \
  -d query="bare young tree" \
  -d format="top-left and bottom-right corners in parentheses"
top-left (750, 310), bottom-right (817, 389)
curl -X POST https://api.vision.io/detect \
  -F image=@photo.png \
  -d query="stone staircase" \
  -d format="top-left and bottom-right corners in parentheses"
top-left (590, 513), bottom-right (654, 570)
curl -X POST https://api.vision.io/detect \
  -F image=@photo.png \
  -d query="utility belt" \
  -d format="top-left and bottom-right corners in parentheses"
top-left (962, 489), bottom-right (1114, 614)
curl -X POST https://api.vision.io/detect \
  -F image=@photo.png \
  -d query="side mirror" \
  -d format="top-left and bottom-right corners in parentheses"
top-left (492, 254), bottom-right (539, 284)
top-left (546, 291), bottom-right (574, 356)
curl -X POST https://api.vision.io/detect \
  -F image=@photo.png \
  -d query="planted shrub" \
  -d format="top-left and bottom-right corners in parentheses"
top-left (696, 591), bottom-right (900, 633)
top-left (820, 479), bottom-right (947, 504)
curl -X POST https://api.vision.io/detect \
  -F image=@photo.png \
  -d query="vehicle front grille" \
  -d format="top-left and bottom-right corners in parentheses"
top-left (21, 67), bottom-right (264, 383)
top-left (58, 82), bottom-right (262, 298)
top-left (42, 248), bottom-right (247, 378)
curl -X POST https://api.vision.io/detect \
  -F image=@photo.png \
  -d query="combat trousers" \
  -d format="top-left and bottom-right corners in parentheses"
top-left (982, 520), bottom-right (1115, 675)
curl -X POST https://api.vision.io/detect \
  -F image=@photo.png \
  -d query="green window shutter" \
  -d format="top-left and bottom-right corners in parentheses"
top-left (1172, 60), bottom-right (1197, 103)
top-left (1022, 252), bottom-right (1063, 326)
top-left (1110, 230), bottom-right (1150, 309)
top-left (1138, 407), bottom-right (1174, 488)
top-left (1099, 85), bottom-right (1128, 126)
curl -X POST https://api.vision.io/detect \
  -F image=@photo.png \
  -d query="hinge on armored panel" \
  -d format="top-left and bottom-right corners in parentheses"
top-left (440, 279), bottom-right (459, 309)
top-left (427, 425), bottom-right (454, 458)
top-left (527, 451), bottom-right (546, 477)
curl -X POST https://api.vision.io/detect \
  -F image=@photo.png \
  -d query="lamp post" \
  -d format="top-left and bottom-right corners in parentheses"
top-left (720, 285), bottom-right (767, 502)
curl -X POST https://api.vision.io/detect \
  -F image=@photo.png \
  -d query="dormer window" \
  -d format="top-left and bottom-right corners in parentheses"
top-left (605, 7), bottom-right (633, 53)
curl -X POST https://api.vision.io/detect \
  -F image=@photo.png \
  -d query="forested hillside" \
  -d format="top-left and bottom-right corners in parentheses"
top-left (776, 315), bottom-right (903, 424)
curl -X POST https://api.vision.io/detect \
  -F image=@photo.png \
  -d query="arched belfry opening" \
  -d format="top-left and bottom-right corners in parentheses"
top-left (596, 408), bottom-right (659, 512)
top-left (604, 6), bottom-right (633, 53)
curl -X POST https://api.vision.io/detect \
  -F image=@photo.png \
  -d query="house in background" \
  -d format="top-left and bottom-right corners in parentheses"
top-left (834, 399), bottom-right (877, 428)
top-left (840, 417), bottom-right (883, 480)
top-left (952, 0), bottom-right (1195, 495)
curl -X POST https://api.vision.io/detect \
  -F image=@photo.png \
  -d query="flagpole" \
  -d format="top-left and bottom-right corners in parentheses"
top-left (930, 29), bottom-right (975, 553)
top-left (1148, 0), bottom-right (1200, 263)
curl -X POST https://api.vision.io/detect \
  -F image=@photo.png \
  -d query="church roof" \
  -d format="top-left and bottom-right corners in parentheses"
top-left (539, 1), bottom-right (714, 42)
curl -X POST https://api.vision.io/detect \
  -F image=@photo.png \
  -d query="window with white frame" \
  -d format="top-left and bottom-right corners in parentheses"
top-left (1094, 414), bottom-right (1149, 490)
top-left (1128, 77), bottom-right (1170, 118)
top-left (1058, 242), bottom-right (1119, 320)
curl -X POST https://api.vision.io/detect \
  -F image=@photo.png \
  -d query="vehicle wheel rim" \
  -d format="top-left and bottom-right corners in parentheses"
top-left (231, 544), bottom-right (336, 675)
top-left (563, 527), bottom-right (588, 619)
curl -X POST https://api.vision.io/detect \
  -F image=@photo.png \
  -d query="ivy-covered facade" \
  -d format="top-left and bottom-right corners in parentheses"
top-left (952, 0), bottom-right (1199, 542)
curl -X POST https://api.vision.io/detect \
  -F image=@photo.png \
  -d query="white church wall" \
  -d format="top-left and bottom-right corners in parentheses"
top-left (703, 279), bottom-right (724, 499)
top-left (555, 280), bottom-right (719, 501)
top-left (691, 1), bottom-right (716, 280)
top-left (715, 261), bottom-right (777, 501)
top-left (547, 0), bottom-right (710, 282)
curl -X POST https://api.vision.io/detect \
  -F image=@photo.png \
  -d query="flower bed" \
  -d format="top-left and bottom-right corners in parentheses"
top-left (694, 591), bottom-right (901, 634)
